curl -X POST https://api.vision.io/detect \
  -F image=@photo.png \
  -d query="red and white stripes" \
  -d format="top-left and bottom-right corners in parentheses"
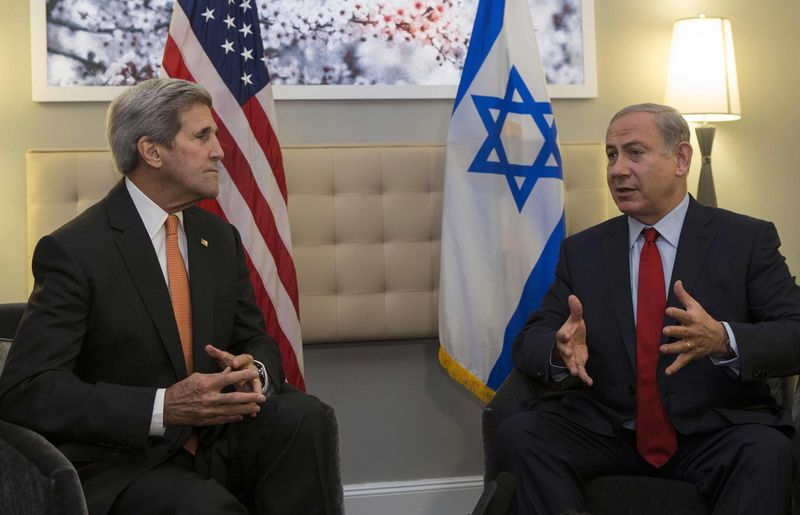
top-left (163, 4), bottom-right (304, 389)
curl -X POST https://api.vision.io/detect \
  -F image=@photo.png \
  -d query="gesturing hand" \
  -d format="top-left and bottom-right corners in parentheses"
top-left (661, 280), bottom-right (729, 375)
top-left (163, 367), bottom-right (266, 427)
top-left (204, 344), bottom-right (261, 394)
top-left (555, 295), bottom-right (593, 386)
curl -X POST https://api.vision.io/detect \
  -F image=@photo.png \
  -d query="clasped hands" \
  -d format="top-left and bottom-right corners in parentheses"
top-left (555, 280), bottom-right (730, 386)
top-left (164, 344), bottom-right (265, 427)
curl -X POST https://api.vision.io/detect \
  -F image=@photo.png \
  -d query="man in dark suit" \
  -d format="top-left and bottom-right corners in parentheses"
top-left (0, 78), bottom-right (338, 514)
top-left (496, 103), bottom-right (800, 514)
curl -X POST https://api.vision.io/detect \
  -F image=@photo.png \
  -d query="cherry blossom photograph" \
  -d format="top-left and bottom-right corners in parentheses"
top-left (34, 0), bottom-right (595, 99)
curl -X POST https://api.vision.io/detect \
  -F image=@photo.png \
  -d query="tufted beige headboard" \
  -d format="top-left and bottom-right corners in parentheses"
top-left (26, 143), bottom-right (610, 344)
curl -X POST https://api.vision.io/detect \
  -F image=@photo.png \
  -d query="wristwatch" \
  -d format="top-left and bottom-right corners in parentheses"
top-left (253, 360), bottom-right (268, 395)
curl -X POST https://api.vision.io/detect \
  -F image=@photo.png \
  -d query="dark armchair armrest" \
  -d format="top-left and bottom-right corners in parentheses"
top-left (0, 419), bottom-right (88, 515)
top-left (0, 302), bottom-right (88, 514)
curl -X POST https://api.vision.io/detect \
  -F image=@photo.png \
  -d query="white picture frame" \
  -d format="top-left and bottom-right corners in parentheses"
top-left (30, 0), bottom-right (596, 102)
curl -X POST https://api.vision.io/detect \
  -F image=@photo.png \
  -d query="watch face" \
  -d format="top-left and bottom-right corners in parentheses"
top-left (254, 363), bottom-right (266, 388)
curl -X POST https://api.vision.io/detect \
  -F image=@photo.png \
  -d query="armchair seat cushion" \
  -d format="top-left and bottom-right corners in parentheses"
top-left (586, 476), bottom-right (706, 514)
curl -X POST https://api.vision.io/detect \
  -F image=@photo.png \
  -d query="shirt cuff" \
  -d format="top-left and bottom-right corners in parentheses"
top-left (149, 388), bottom-right (166, 436)
top-left (549, 341), bottom-right (570, 382)
top-left (710, 321), bottom-right (740, 374)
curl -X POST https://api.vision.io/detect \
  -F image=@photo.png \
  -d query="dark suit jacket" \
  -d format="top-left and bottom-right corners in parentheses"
top-left (0, 181), bottom-right (285, 514)
top-left (513, 198), bottom-right (800, 438)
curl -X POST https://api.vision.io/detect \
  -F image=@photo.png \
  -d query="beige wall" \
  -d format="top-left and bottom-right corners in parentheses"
top-left (2, 0), bottom-right (799, 302)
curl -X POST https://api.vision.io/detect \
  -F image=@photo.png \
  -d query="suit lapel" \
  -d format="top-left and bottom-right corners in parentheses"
top-left (106, 181), bottom-right (186, 379)
top-left (654, 198), bottom-right (715, 385)
top-left (184, 208), bottom-right (215, 374)
top-left (666, 198), bottom-right (715, 315)
top-left (602, 216), bottom-right (637, 369)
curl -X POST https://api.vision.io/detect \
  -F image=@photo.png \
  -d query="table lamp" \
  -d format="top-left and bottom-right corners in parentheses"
top-left (664, 15), bottom-right (741, 207)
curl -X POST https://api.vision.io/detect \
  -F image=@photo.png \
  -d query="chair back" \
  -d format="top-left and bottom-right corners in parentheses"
top-left (0, 303), bottom-right (25, 340)
top-left (0, 303), bottom-right (25, 372)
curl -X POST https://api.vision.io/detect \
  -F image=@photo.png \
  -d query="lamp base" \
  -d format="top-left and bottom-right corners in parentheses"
top-left (695, 125), bottom-right (717, 207)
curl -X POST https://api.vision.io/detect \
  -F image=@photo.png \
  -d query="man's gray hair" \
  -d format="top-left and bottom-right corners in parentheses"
top-left (106, 78), bottom-right (212, 175)
top-left (610, 103), bottom-right (691, 155)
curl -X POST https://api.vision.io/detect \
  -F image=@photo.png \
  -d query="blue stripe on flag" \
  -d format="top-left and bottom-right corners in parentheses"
top-left (453, 0), bottom-right (506, 112)
top-left (487, 213), bottom-right (566, 390)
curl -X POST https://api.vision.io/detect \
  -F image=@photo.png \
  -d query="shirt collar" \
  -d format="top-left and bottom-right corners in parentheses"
top-left (627, 193), bottom-right (690, 250)
top-left (124, 178), bottom-right (184, 238)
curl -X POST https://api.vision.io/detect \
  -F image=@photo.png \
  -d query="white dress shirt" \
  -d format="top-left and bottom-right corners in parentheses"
top-left (125, 179), bottom-right (184, 437)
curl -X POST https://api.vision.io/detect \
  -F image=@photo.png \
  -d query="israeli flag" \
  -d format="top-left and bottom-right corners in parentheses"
top-left (438, 0), bottom-right (565, 402)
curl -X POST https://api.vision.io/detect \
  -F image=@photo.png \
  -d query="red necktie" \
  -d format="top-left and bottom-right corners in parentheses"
top-left (635, 228), bottom-right (677, 467)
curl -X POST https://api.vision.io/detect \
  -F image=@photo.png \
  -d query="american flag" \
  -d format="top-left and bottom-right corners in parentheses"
top-left (162, 0), bottom-right (305, 390)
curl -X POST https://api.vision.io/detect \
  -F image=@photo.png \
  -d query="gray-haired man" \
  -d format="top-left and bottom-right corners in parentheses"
top-left (0, 78), bottom-right (339, 515)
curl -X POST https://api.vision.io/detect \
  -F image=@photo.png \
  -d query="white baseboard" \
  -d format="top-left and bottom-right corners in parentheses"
top-left (343, 476), bottom-right (483, 515)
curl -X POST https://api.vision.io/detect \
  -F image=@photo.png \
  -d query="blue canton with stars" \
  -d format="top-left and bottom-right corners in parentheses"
top-left (468, 66), bottom-right (562, 212)
top-left (179, 0), bottom-right (270, 106)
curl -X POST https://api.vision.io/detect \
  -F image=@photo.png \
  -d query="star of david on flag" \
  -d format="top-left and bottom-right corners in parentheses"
top-left (438, 0), bottom-right (565, 402)
top-left (469, 66), bottom-right (562, 212)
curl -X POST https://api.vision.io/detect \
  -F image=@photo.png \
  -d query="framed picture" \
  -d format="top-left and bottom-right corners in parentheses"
top-left (30, 0), bottom-right (596, 101)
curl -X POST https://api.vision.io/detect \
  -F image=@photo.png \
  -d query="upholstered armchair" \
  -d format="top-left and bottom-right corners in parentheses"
top-left (482, 367), bottom-right (800, 514)
top-left (0, 302), bottom-right (343, 514)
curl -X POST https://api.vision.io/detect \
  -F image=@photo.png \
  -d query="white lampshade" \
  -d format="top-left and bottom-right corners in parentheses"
top-left (664, 15), bottom-right (741, 122)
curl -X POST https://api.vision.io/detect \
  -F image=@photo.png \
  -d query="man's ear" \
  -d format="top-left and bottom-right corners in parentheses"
top-left (674, 141), bottom-right (693, 177)
top-left (137, 137), bottom-right (163, 168)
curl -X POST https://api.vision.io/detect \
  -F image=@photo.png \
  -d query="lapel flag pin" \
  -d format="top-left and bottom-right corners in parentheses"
top-left (200, 238), bottom-right (208, 248)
